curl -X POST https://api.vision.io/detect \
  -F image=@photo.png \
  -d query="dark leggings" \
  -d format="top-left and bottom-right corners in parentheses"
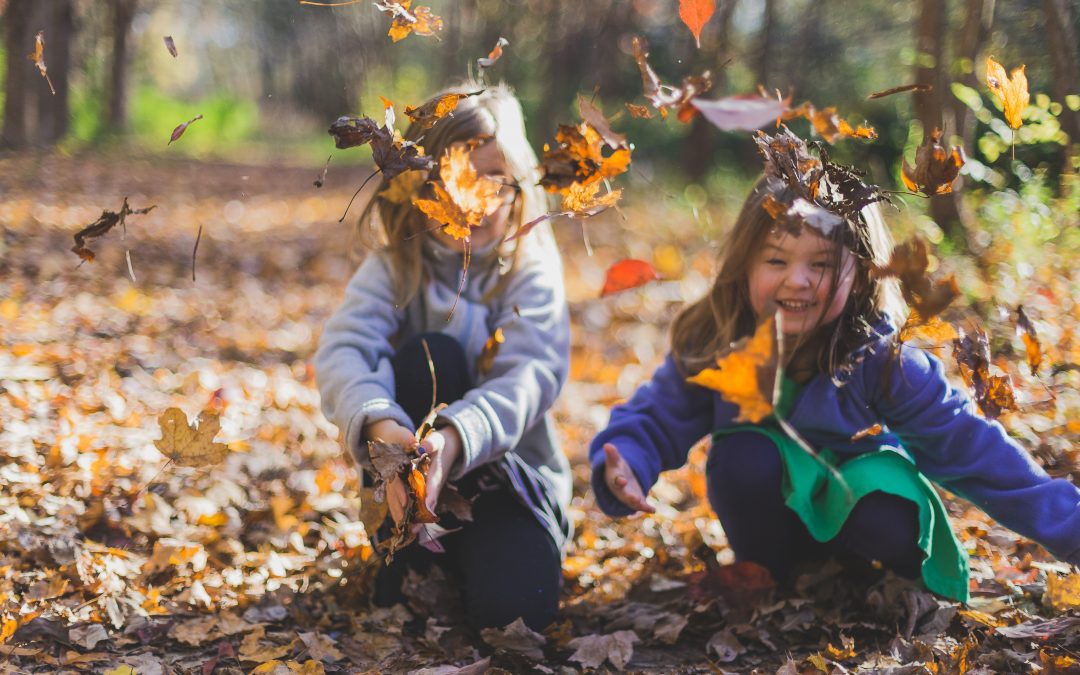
top-left (372, 333), bottom-right (562, 632)
top-left (706, 430), bottom-right (924, 583)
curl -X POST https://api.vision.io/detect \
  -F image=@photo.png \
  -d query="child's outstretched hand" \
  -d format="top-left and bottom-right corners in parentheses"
top-left (603, 443), bottom-right (655, 514)
top-left (363, 419), bottom-right (416, 525)
top-left (419, 426), bottom-right (462, 516)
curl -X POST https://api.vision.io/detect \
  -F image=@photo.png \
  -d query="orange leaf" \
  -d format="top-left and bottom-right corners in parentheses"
top-left (782, 102), bottom-right (876, 143)
top-left (625, 102), bottom-right (653, 119)
top-left (986, 56), bottom-right (1029, 129)
top-left (600, 259), bottom-right (660, 297)
top-left (687, 316), bottom-right (776, 423)
top-left (901, 128), bottom-right (965, 196)
top-left (27, 31), bottom-right (55, 95)
top-left (404, 91), bottom-right (482, 130)
top-left (679, 0), bottom-right (715, 47)
top-left (412, 145), bottom-right (503, 241)
top-left (477, 37), bottom-right (509, 69)
top-left (873, 237), bottom-right (960, 322)
top-left (408, 468), bottom-right (439, 524)
top-left (377, 0), bottom-right (443, 42)
top-left (850, 424), bottom-right (883, 442)
top-left (1016, 306), bottom-right (1042, 375)
top-left (477, 327), bottom-right (505, 376)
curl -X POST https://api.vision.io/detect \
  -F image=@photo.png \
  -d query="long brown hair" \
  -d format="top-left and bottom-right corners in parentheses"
top-left (670, 175), bottom-right (904, 382)
top-left (354, 82), bottom-right (548, 305)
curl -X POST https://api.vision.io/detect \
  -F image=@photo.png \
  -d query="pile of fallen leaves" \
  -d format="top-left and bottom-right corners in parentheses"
top-left (1, 152), bottom-right (1078, 673)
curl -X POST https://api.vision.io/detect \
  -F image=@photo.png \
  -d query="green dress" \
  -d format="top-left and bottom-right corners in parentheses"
top-left (711, 377), bottom-right (970, 602)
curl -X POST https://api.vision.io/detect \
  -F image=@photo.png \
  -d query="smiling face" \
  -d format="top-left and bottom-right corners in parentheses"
top-left (429, 141), bottom-right (519, 253)
top-left (748, 227), bottom-right (856, 336)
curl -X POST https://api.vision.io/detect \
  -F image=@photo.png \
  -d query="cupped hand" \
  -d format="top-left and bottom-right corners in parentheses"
top-left (362, 419), bottom-right (417, 525)
top-left (602, 443), bottom-right (655, 514)
top-left (419, 426), bottom-right (462, 516)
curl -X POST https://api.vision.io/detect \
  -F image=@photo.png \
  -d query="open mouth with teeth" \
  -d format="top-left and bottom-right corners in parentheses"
top-left (777, 299), bottom-right (816, 312)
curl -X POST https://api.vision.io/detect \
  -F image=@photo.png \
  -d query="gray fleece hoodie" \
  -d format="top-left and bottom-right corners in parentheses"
top-left (314, 225), bottom-right (572, 542)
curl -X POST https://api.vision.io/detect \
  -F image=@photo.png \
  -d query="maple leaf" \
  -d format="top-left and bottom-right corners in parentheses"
top-left (71, 198), bottom-right (156, 263)
top-left (27, 31), bottom-right (55, 95)
top-left (953, 329), bottom-right (1019, 420)
top-left (153, 407), bottom-right (229, 468)
top-left (568, 631), bottom-right (638, 670)
top-left (477, 37), bottom-right (509, 70)
top-left (163, 36), bottom-right (178, 58)
top-left (692, 93), bottom-right (790, 132)
top-left (169, 114), bottom-right (204, 145)
top-left (872, 237), bottom-right (960, 322)
top-left (986, 56), bottom-right (1029, 129)
top-left (687, 316), bottom-right (777, 423)
top-left (375, 0), bottom-right (443, 42)
top-left (1016, 306), bottom-right (1042, 375)
top-left (901, 128), bottom-right (965, 196)
top-left (404, 90), bottom-right (482, 130)
top-left (327, 115), bottom-right (434, 180)
top-left (412, 145), bottom-right (503, 241)
top-left (600, 259), bottom-right (660, 297)
top-left (539, 123), bottom-right (631, 192)
top-left (511, 179), bottom-right (622, 242)
top-left (630, 37), bottom-right (712, 122)
top-left (679, 0), bottom-right (715, 47)
top-left (782, 102), bottom-right (876, 143)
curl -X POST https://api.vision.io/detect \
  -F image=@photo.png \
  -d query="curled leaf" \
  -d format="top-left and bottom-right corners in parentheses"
top-left (477, 327), bottom-right (505, 376)
top-left (873, 237), bottom-right (960, 322)
top-left (986, 56), bottom-right (1029, 129)
top-left (901, 128), bottom-right (965, 196)
top-left (1016, 306), bottom-right (1042, 375)
top-left (163, 36), bottom-right (178, 58)
top-left (27, 31), bottom-right (55, 95)
top-left (953, 329), bottom-right (1019, 420)
top-left (782, 102), bottom-right (876, 143)
top-left (71, 198), bottom-right (156, 263)
top-left (169, 114), bottom-right (204, 145)
top-left (600, 258), bottom-right (659, 297)
top-left (630, 37), bottom-right (712, 122)
top-left (692, 93), bottom-right (790, 132)
top-left (540, 123), bottom-right (631, 192)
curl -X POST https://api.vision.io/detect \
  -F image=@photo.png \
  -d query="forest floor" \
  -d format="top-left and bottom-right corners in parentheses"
top-left (1, 152), bottom-right (1079, 674)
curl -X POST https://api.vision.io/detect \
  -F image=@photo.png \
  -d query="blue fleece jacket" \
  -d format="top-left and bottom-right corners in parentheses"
top-left (589, 324), bottom-right (1080, 566)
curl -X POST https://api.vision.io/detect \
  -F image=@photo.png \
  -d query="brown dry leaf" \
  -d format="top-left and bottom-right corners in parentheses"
top-left (404, 91), bottom-right (482, 130)
top-left (297, 632), bottom-right (343, 664)
top-left (687, 316), bottom-right (776, 423)
top-left (782, 102), bottom-right (877, 143)
top-left (953, 329), bottom-right (1019, 420)
top-left (163, 36), bottom-right (178, 57)
top-left (477, 327), bottom-right (505, 376)
top-left (169, 114), bottom-right (204, 145)
top-left (567, 630), bottom-right (638, 670)
top-left (239, 626), bottom-right (296, 662)
top-left (630, 36), bottom-right (712, 122)
top-left (413, 145), bottom-right (503, 242)
top-left (376, 0), bottom-right (443, 42)
top-left (153, 407), bottom-right (229, 467)
top-left (70, 198), bottom-right (156, 263)
top-left (600, 259), bottom-right (660, 297)
top-left (480, 617), bottom-right (546, 661)
top-left (867, 83), bottom-right (932, 99)
top-left (625, 102), bottom-right (653, 119)
top-left (27, 31), bottom-right (55, 95)
top-left (1016, 306), bottom-right (1042, 375)
top-left (327, 115), bottom-right (434, 180)
top-left (578, 96), bottom-right (627, 149)
top-left (873, 237), bottom-right (960, 322)
top-left (986, 56), bottom-right (1029, 129)
top-left (367, 439), bottom-right (412, 484)
top-left (901, 128), bottom-right (965, 196)
top-left (692, 93), bottom-right (791, 132)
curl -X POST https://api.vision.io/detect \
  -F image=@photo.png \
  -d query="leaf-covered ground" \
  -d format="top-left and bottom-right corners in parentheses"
top-left (1, 153), bottom-right (1079, 674)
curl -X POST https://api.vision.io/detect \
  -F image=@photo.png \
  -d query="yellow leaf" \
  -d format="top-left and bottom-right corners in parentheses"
top-left (378, 170), bottom-right (428, 204)
top-left (986, 56), bottom-right (1029, 129)
top-left (153, 407), bottom-right (229, 467)
top-left (1045, 572), bottom-right (1080, 612)
top-left (412, 145), bottom-right (502, 241)
top-left (560, 180), bottom-right (622, 213)
top-left (687, 316), bottom-right (775, 423)
top-left (104, 667), bottom-right (136, 675)
top-left (478, 327), bottom-right (505, 376)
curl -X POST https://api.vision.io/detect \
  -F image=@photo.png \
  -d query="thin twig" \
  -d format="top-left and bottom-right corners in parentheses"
top-left (192, 224), bottom-right (203, 282)
top-left (299, 0), bottom-right (364, 5)
top-left (338, 169), bottom-right (382, 223)
top-left (420, 337), bottom-right (437, 415)
top-left (124, 249), bottom-right (136, 283)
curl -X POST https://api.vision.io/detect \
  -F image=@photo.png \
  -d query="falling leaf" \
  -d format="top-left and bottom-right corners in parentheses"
top-left (480, 618), bottom-right (546, 661)
top-left (378, 169), bottom-right (427, 204)
top-left (568, 631), bottom-right (638, 670)
top-left (866, 83), bottom-right (931, 99)
top-left (825, 635), bottom-right (857, 660)
top-left (375, 0), bottom-right (443, 42)
top-left (477, 327), bottom-right (505, 376)
top-left (625, 102), bottom-right (653, 119)
top-left (1016, 306), bottom-right (1042, 375)
top-left (872, 237), bottom-right (960, 322)
top-left (27, 31), bottom-right (55, 95)
top-left (313, 155), bottom-right (332, 188)
top-left (782, 102), bottom-right (877, 143)
top-left (692, 93), bottom-right (790, 132)
top-left (413, 145), bottom-right (504, 241)
top-left (169, 114), bottom-right (204, 145)
top-left (404, 91), bottom-right (483, 130)
top-left (901, 128), bottom-right (965, 196)
top-left (850, 424), bottom-right (883, 441)
top-left (630, 37), bottom-right (712, 122)
top-left (679, 0), bottom-right (715, 47)
top-left (578, 96), bottom-right (627, 149)
top-left (539, 123), bottom-right (631, 192)
top-left (153, 407), bottom-right (229, 467)
top-left (986, 56), bottom-right (1029, 129)
top-left (477, 37), bottom-right (509, 69)
top-left (763, 195), bottom-right (846, 238)
top-left (600, 259), bottom-right (660, 297)
top-left (900, 313), bottom-right (959, 344)
top-left (163, 36), bottom-right (178, 57)
top-left (687, 316), bottom-right (777, 423)
top-left (70, 198), bottom-right (156, 263)
top-left (328, 114), bottom-right (434, 180)
top-left (953, 329), bottom-right (1019, 420)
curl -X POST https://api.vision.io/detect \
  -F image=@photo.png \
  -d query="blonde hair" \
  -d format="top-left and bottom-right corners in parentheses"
top-left (355, 82), bottom-right (548, 305)
top-left (671, 175), bottom-right (905, 382)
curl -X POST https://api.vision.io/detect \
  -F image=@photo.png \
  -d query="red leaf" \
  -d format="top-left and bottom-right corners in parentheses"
top-left (600, 259), bottom-right (660, 297)
top-left (679, 0), bottom-right (716, 47)
top-left (692, 94), bottom-right (789, 132)
top-left (169, 114), bottom-right (204, 145)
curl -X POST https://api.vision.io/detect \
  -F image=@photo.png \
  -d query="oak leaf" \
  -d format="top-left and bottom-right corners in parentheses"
top-left (600, 259), bottom-right (659, 297)
top-left (901, 128), bottom-right (964, 196)
top-left (679, 0), bottom-right (715, 47)
top-left (986, 56), bottom-right (1029, 129)
top-left (27, 31), bottom-right (55, 95)
top-left (404, 91), bottom-right (482, 130)
top-left (376, 0), bottom-right (443, 42)
top-left (154, 407), bottom-right (229, 467)
top-left (687, 316), bottom-right (777, 423)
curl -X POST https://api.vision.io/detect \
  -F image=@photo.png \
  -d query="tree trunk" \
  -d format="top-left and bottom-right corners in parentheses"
top-left (913, 0), bottom-right (968, 245)
top-left (107, 0), bottom-right (138, 132)
top-left (952, 0), bottom-right (994, 151)
top-left (36, 0), bottom-right (74, 144)
top-left (755, 0), bottom-right (776, 87)
top-left (683, 0), bottom-right (737, 181)
top-left (2, 0), bottom-right (32, 149)
top-left (1043, 0), bottom-right (1080, 148)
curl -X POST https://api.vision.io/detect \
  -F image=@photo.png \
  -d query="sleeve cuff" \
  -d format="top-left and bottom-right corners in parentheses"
top-left (344, 399), bottom-right (414, 465)
top-left (439, 403), bottom-right (490, 480)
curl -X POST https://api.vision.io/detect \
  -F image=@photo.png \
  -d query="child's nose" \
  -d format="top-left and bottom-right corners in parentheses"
top-left (785, 265), bottom-right (814, 289)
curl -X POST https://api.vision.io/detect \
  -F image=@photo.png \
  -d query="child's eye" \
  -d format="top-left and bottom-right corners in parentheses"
top-left (765, 258), bottom-right (786, 266)
top-left (812, 261), bottom-right (834, 269)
